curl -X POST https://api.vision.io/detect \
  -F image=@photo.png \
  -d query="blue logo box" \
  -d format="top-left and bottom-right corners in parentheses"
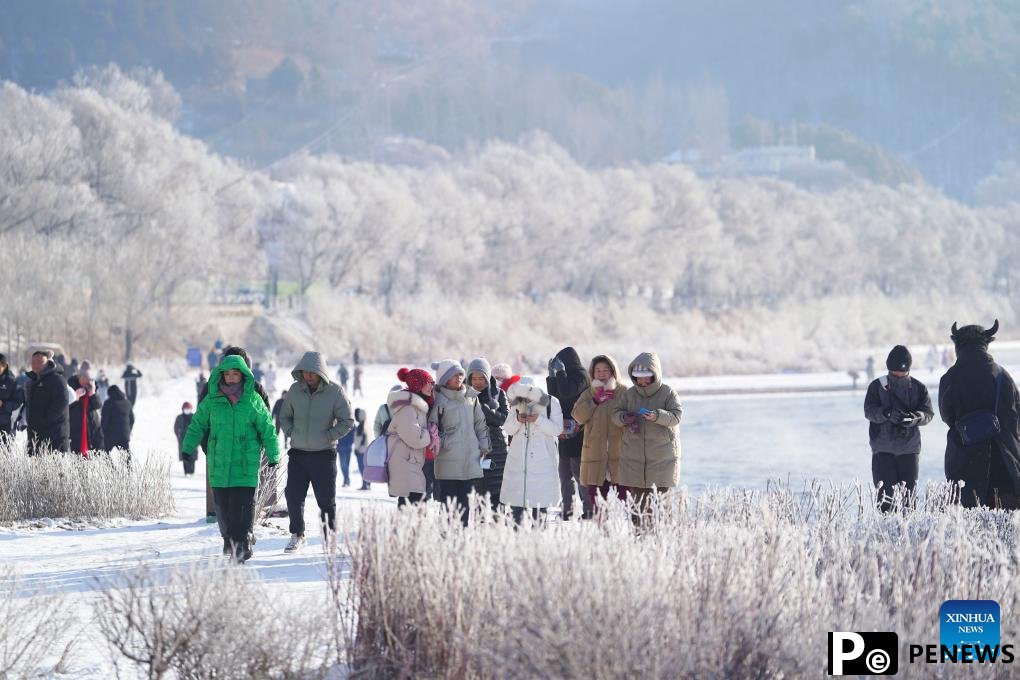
top-left (940, 600), bottom-right (1000, 659)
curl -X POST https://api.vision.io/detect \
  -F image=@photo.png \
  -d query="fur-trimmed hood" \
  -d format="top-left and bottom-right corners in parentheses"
top-left (588, 354), bottom-right (626, 391)
top-left (387, 388), bottom-right (430, 414)
top-left (507, 377), bottom-right (550, 407)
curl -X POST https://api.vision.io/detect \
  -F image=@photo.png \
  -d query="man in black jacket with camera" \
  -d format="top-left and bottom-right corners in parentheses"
top-left (864, 345), bottom-right (934, 512)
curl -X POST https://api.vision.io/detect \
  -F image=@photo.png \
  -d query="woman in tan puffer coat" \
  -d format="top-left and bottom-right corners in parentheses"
top-left (612, 352), bottom-right (682, 519)
top-left (572, 354), bottom-right (626, 510)
top-left (385, 368), bottom-right (437, 506)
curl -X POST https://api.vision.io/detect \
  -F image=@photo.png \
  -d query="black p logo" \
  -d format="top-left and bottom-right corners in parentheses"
top-left (828, 632), bottom-right (898, 675)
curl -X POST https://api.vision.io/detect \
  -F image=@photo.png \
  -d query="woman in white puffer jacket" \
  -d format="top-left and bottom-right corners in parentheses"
top-left (499, 378), bottom-right (563, 524)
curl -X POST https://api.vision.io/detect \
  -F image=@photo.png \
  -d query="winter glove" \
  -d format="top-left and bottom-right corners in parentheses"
top-left (882, 408), bottom-right (893, 421)
top-left (622, 412), bottom-right (640, 434)
top-left (892, 410), bottom-right (913, 425)
top-left (900, 411), bottom-right (923, 427)
top-left (548, 357), bottom-right (566, 377)
top-left (428, 422), bottom-right (442, 454)
top-left (266, 460), bottom-right (279, 468)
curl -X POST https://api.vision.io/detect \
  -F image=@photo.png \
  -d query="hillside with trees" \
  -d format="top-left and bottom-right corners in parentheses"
top-left (1, 70), bottom-right (1017, 371)
top-left (2, 1), bottom-right (1018, 197)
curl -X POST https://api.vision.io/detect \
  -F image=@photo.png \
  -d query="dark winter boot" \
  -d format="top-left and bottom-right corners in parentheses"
top-left (233, 539), bottom-right (253, 564)
top-left (222, 537), bottom-right (231, 557)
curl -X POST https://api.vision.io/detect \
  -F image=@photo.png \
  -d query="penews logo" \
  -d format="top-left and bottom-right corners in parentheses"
top-left (828, 632), bottom-right (898, 675)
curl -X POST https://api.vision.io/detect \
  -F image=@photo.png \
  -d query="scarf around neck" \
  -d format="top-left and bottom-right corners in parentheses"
top-left (219, 380), bottom-right (244, 404)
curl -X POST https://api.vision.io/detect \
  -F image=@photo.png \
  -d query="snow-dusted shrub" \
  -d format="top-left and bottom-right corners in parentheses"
top-left (254, 462), bottom-right (286, 525)
top-left (0, 568), bottom-right (78, 677)
top-left (0, 440), bottom-right (175, 522)
top-left (336, 483), bottom-right (1020, 678)
top-left (97, 563), bottom-right (339, 679)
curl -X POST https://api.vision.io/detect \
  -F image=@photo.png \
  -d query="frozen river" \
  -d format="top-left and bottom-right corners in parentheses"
top-left (680, 389), bottom-right (948, 492)
top-left (675, 348), bottom-right (1020, 493)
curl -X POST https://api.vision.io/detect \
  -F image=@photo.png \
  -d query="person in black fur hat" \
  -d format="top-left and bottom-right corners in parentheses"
top-left (940, 320), bottom-right (1020, 508)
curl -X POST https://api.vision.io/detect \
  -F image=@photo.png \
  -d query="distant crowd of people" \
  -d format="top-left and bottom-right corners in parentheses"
top-left (0, 350), bottom-right (140, 459)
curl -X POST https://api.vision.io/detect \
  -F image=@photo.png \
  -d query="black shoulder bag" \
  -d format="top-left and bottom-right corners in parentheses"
top-left (956, 373), bottom-right (1005, 446)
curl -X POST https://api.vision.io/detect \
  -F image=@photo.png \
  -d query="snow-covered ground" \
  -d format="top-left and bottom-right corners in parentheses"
top-left (4, 356), bottom-right (1018, 675)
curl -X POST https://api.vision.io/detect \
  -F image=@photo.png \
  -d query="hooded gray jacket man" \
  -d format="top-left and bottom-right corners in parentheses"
top-left (280, 352), bottom-right (354, 451)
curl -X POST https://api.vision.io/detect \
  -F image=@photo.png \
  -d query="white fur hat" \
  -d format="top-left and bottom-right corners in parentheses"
top-left (507, 377), bottom-right (549, 406)
top-left (491, 363), bottom-right (513, 381)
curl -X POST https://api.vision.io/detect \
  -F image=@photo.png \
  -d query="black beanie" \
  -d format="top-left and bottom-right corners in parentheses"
top-left (886, 345), bottom-right (912, 372)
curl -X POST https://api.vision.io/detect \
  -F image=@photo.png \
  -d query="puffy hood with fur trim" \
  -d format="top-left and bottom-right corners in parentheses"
top-left (507, 377), bottom-right (550, 407)
top-left (589, 354), bottom-right (625, 390)
top-left (387, 388), bottom-right (430, 414)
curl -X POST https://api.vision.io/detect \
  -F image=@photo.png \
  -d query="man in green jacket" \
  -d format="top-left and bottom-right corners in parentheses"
top-left (182, 355), bottom-right (280, 563)
top-left (280, 351), bottom-right (354, 552)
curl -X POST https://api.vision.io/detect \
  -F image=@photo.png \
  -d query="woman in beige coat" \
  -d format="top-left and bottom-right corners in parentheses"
top-left (572, 354), bottom-right (626, 510)
top-left (612, 352), bottom-right (682, 520)
top-left (386, 368), bottom-right (439, 506)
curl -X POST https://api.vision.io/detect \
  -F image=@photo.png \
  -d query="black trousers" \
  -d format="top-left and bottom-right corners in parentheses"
top-left (212, 487), bottom-right (256, 543)
top-left (27, 432), bottom-right (69, 456)
top-left (436, 478), bottom-right (480, 527)
top-left (397, 492), bottom-right (425, 507)
top-left (181, 452), bottom-right (197, 475)
top-left (511, 506), bottom-right (547, 525)
top-left (872, 452), bottom-right (919, 512)
top-left (558, 455), bottom-right (591, 519)
top-left (107, 438), bottom-right (130, 452)
top-left (424, 459), bottom-right (436, 500)
top-left (285, 449), bottom-right (337, 536)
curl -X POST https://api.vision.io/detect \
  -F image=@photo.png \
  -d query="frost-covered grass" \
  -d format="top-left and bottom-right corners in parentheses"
top-left (96, 564), bottom-right (342, 680)
top-left (0, 440), bottom-right (175, 523)
top-left (0, 568), bottom-right (79, 678)
top-left (6, 481), bottom-right (1019, 678)
top-left (339, 483), bottom-right (1020, 678)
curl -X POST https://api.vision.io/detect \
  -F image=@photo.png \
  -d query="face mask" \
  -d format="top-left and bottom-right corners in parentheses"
top-left (184, 408), bottom-right (194, 415)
